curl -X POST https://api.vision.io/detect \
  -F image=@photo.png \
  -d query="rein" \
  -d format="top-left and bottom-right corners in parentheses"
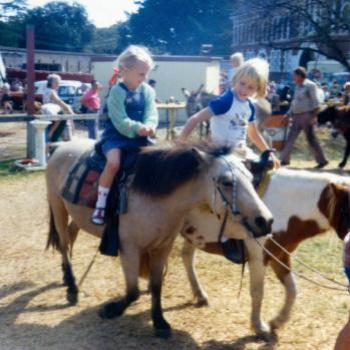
top-left (250, 233), bottom-right (349, 292)
top-left (215, 156), bottom-right (246, 296)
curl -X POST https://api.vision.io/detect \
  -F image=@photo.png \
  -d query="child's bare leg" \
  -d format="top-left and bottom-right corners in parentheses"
top-left (92, 148), bottom-right (121, 225)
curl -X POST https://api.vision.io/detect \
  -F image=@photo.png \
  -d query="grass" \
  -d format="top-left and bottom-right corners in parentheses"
top-left (0, 159), bottom-right (44, 179)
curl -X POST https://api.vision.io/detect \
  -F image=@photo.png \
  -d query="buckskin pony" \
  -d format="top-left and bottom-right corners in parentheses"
top-left (180, 168), bottom-right (350, 335)
top-left (45, 139), bottom-right (273, 338)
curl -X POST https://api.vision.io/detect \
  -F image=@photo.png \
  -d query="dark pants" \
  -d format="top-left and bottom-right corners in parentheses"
top-left (85, 108), bottom-right (98, 139)
top-left (280, 111), bottom-right (327, 164)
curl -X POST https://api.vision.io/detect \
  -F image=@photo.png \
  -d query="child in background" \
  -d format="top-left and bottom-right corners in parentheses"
top-left (179, 58), bottom-right (280, 168)
top-left (92, 45), bottom-right (158, 225)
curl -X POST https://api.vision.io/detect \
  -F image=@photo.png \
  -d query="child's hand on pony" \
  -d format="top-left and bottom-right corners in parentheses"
top-left (138, 125), bottom-right (155, 137)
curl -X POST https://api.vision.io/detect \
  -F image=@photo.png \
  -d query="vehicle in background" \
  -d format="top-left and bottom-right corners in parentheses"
top-left (6, 67), bottom-right (93, 84)
top-left (35, 80), bottom-right (91, 112)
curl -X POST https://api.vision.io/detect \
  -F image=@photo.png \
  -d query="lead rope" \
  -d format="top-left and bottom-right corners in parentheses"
top-left (251, 234), bottom-right (348, 292)
top-left (268, 236), bottom-right (349, 288)
top-left (78, 246), bottom-right (99, 288)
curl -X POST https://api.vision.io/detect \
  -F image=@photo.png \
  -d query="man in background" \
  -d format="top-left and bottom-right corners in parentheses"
top-left (280, 67), bottom-right (328, 168)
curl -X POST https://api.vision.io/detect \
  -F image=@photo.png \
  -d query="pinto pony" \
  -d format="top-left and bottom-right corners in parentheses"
top-left (46, 140), bottom-right (273, 338)
top-left (318, 105), bottom-right (350, 169)
top-left (181, 168), bottom-right (350, 334)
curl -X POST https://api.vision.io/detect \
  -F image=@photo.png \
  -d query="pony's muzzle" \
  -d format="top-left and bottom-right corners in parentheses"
top-left (254, 216), bottom-right (274, 237)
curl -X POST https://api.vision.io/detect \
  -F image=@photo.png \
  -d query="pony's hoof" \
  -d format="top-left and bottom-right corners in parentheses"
top-left (99, 302), bottom-right (124, 319)
top-left (269, 315), bottom-right (288, 331)
top-left (67, 291), bottom-right (78, 305)
top-left (195, 297), bottom-right (209, 307)
top-left (252, 321), bottom-right (271, 337)
top-left (338, 162), bottom-right (346, 169)
top-left (154, 328), bottom-right (172, 339)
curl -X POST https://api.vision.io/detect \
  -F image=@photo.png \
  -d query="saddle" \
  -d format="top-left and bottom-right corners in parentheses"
top-left (61, 144), bottom-right (141, 257)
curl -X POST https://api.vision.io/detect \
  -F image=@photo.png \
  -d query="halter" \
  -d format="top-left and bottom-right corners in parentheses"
top-left (213, 156), bottom-right (248, 244)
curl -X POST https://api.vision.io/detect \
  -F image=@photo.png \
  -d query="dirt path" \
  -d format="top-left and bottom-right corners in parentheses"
top-left (0, 173), bottom-right (349, 350)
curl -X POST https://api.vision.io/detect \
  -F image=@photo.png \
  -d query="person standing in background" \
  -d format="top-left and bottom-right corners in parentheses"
top-left (148, 79), bottom-right (161, 103)
top-left (80, 80), bottom-right (103, 139)
top-left (342, 82), bottom-right (350, 106)
top-left (280, 67), bottom-right (328, 168)
top-left (227, 52), bottom-right (244, 84)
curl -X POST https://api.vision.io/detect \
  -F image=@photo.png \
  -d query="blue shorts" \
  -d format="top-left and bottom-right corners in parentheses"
top-left (99, 137), bottom-right (149, 156)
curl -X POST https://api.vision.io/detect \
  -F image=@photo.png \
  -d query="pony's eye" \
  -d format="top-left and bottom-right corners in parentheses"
top-left (221, 181), bottom-right (233, 187)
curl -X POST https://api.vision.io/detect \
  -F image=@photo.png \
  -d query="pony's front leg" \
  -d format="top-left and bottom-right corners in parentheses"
top-left (99, 244), bottom-right (140, 319)
top-left (246, 238), bottom-right (269, 336)
top-left (181, 240), bottom-right (209, 306)
top-left (269, 257), bottom-right (297, 330)
top-left (150, 243), bottom-right (174, 339)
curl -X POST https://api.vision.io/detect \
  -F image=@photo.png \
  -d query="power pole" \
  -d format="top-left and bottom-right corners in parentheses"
top-left (26, 25), bottom-right (35, 158)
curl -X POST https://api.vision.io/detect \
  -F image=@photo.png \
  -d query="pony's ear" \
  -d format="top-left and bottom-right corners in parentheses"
top-left (195, 84), bottom-right (204, 94)
top-left (191, 147), bottom-right (210, 165)
top-left (181, 88), bottom-right (190, 98)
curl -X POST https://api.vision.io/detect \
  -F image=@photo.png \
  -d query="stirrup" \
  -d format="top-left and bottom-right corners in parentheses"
top-left (91, 207), bottom-right (105, 225)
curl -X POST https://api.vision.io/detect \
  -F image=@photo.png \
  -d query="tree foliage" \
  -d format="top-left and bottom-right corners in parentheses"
top-left (236, 0), bottom-right (350, 71)
top-left (25, 2), bottom-right (95, 52)
top-left (0, 0), bottom-right (27, 19)
top-left (0, 1), bottom-right (95, 52)
top-left (121, 0), bottom-right (233, 55)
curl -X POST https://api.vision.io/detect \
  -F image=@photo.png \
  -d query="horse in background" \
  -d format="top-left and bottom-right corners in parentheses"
top-left (318, 105), bottom-right (350, 169)
top-left (46, 140), bottom-right (273, 338)
top-left (180, 168), bottom-right (350, 335)
top-left (181, 84), bottom-right (272, 143)
top-left (181, 84), bottom-right (216, 137)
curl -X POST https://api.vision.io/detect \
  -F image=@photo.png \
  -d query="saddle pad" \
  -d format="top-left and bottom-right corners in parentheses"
top-left (61, 151), bottom-right (101, 209)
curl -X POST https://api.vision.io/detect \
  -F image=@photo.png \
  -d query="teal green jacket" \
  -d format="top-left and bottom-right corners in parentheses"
top-left (107, 82), bottom-right (159, 138)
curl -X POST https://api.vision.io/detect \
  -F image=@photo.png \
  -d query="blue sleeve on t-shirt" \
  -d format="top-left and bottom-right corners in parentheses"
top-left (208, 90), bottom-right (234, 115)
top-left (248, 98), bottom-right (256, 122)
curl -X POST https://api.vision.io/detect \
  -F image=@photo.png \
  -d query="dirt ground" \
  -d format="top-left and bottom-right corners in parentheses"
top-left (0, 122), bottom-right (350, 349)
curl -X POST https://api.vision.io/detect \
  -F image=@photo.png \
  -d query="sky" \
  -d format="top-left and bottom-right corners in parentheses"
top-left (27, 0), bottom-right (140, 28)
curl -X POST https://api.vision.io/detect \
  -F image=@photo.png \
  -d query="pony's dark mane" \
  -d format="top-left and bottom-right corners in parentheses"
top-left (131, 143), bottom-right (232, 196)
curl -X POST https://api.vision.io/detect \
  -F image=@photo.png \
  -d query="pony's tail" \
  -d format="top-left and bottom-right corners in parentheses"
top-left (139, 253), bottom-right (150, 279)
top-left (46, 206), bottom-right (60, 251)
top-left (139, 253), bottom-right (168, 279)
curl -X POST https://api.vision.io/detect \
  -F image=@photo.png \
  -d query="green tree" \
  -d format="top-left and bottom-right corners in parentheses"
top-left (24, 1), bottom-right (95, 52)
top-left (121, 0), bottom-right (233, 55)
top-left (0, 0), bottom-right (27, 19)
top-left (90, 24), bottom-right (121, 54)
top-left (236, 0), bottom-right (350, 72)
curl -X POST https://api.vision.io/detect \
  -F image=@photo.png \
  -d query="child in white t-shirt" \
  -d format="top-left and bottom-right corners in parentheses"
top-left (180, 58), bottom-right (280, 168)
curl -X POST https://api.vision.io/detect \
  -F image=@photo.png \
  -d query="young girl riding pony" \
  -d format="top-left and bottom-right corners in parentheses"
top-left (180, 58), bottom-right (280, 168)
top-left (92, 46), bottom-right (158, 225)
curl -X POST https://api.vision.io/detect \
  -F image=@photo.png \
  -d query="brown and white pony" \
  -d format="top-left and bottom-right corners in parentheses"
top-left (181, 168), bottom-right (350, 334)
top-left (45, 140), bottom-right (273, 338)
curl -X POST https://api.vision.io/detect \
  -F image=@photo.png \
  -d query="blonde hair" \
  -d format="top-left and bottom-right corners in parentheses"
top-left (230, 52), bottom-right (244, 66)
top-left (117, 45), bottom-right (154, 71)
top-left (232, 58), bottom-right (269, 98)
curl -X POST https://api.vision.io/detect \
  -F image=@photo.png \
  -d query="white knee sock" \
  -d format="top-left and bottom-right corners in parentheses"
top-left (95, 186), bottom-right (110, 209)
